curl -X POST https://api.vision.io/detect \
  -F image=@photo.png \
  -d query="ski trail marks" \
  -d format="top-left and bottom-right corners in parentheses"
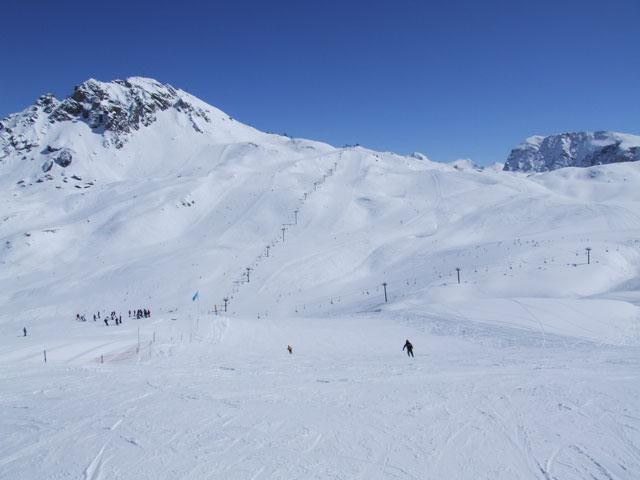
top-left (82, 443), bottom-right (107, 480)
top-left (303, 432), bottom-right (323, 453)
top-left (249, 465), bottom-right (265, 480)
top-left (82, 413), bottom-right (126, 480)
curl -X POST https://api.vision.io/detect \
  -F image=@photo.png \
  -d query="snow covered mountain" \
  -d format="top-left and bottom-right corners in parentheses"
top-left (0, 77), bottom-right (335, 188)
top-left (2, 78), bottom-right (640, 479)
top-left (503, 131), bottom-right (640, 172)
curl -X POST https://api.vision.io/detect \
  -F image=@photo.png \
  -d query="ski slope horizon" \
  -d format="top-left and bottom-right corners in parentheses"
top-left (1, 77), bottom-right (640, 479)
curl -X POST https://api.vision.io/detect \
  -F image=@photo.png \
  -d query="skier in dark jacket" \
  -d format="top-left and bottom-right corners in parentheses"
top-left (403, 339), bottom-right (414, 357)
top-left (23, 327), bottom-right (27, 337)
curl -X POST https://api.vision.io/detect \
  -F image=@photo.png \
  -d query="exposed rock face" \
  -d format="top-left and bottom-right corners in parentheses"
top-left (0, 77), bottom-right (212, 158)
top-left (503, 131), bottom-right (640, 172)
top-left (55, 78), bottom-right (179, 148)
top-left (409, 152), bottom-right (429, 161)
top-left (52, 148), bottom-right (73, 168)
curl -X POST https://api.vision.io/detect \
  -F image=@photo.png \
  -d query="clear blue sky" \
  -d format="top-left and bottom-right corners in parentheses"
top-left (1, 0), bottom-right (639, 165)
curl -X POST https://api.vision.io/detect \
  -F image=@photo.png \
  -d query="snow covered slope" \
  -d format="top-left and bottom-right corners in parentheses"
top-left (503, 131), bottom-right (640, 172)
top-left (1, 78), bottom-right (640, 479)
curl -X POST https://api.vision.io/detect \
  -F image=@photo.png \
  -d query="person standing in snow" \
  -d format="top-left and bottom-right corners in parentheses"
top-left (287, 345), bottom-right (293, 354)
top-left (23, 327), bottom-right (27, 337)
top-left (104, 318), bottom-right (109, 326)
top-left (403, 339), bottom-right (414, 357)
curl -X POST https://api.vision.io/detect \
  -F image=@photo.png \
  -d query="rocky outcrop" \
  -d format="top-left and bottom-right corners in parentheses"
top-left (503, 131), bottom-right (640, 172)
top-left (52, 148), bottom-right (73, 168)
top-left (0, 77), bottom-right (212, 157)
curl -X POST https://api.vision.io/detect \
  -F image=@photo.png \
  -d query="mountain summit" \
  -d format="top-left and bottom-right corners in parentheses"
top-left (0, 77), bottom-right (229, 152)
top-left (0, 77), bottom-right (338, 188)
top-left (503, 131), bottom-right (640, 172)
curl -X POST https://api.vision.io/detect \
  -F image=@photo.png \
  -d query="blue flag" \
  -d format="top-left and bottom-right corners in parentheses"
top-left (192, 291), bottom-right (199, 302)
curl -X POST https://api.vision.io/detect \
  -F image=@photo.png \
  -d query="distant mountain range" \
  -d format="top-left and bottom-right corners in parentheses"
top-left (2, 77), bottom-right (639, 176)
top-left (503, 131), bottom-right (640, 172)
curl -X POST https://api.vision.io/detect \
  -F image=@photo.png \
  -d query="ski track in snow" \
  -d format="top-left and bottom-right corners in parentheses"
top-left (2, 334), bottom-right (638, 479)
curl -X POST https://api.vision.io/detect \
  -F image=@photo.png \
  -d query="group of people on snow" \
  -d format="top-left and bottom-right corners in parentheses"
top-left (84, 311), bottom-right (123, 326)
top-left (74, 308), bottom-right (151, 326)
top-left (130, 308), bottom-right (151, 319)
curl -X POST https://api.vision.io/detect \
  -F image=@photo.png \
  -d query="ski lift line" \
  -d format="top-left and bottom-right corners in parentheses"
top-left (275, 253), bottom-right (557, 310)
top-left (224, 152), bottom-right (552, 314)
top-left (211, 151), bottom-right (347, 310)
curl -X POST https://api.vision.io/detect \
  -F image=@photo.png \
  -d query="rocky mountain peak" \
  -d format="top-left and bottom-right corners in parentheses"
top-left (50, 77), bottom-right (209, 148)
top-left (0, 77), bottom-right (213, 158)
top-left (503, 131), bottom-right (640, 172)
